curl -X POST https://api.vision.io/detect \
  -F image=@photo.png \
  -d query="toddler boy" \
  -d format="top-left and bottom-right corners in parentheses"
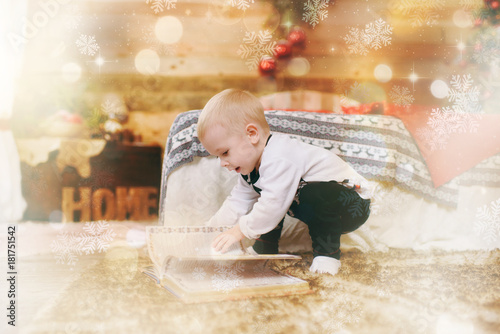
top-left (197, 89), bottom-right (372, 275)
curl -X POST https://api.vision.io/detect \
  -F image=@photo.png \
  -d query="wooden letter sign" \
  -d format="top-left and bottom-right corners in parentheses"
top-left (62, 187), bottom-right (158, 222)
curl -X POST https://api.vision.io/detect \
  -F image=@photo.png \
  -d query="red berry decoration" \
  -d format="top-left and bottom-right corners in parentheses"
top-left (287, 27), bottom-right (307, 47)
top-left (258, 56), bottom-right (276, 75)
top-left (491, 0), bottom-right (499, 9)
top-left (274, 40), bottom-right (292, 59)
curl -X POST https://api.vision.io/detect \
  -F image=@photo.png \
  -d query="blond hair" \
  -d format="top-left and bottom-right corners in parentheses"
top-left (197, 89), bottom-right (269, 140)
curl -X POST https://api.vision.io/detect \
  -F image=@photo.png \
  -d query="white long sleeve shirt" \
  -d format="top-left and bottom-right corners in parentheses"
top-left (207, 133), bottom-right (372, 239)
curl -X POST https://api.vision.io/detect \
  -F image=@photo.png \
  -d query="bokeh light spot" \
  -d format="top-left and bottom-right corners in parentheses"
top-left (286, 57), bottom-right (310, 77)
top-left (374, 64), bottom-right (392, 83)
top-left (135, 49), bottom-right (160, 75)
top-left (155, 16), bottom-right (183, 44)
top-left (453, 9), bottom-right (473, 28)
top-left (430, 80), bottom-right (449, 99)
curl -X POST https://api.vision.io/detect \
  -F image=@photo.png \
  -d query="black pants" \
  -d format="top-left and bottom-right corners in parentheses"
top-left (252, 181), bottom-right (371, 260)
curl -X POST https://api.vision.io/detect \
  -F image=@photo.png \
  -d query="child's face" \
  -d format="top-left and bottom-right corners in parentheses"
top-left (201, 124), bottom-right (263, 175)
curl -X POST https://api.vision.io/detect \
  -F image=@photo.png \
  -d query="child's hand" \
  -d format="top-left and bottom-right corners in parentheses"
top-left (212, 224), bottom-right (245, 254)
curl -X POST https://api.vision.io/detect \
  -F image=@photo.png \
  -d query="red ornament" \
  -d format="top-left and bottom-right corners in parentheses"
top-left (287, 27), bottom-right (307, 47)
top-left (491, 0), bottom-right (499, 9)
top-left (274, 40), bottom-right (292, 59)
top-left (258, 56), bottom-right (276, 75)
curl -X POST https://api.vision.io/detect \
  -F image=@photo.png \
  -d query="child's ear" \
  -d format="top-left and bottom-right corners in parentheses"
top-left (245, 123), bottom-right (259, 144)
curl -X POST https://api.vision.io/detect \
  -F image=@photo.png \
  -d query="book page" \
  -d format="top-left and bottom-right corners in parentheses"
top-left (146, 226), bottom-right (301, 269)
top-left (146, 226), bottom-right (244, 268)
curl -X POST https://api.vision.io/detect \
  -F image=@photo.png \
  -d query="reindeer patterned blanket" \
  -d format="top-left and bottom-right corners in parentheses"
top-left (160, 109), bottom-right (500, 217)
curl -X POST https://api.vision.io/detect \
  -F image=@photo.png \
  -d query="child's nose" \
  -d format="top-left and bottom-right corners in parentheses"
top-left (220, 159), bottom-right (229, 167)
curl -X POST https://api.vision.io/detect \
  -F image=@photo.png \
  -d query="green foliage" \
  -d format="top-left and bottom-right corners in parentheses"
top-left (83, 107), bottom-right (107, 137)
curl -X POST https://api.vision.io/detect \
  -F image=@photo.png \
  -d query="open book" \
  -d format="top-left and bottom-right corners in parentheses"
top-left (142, 226), bottom-right (312, 303)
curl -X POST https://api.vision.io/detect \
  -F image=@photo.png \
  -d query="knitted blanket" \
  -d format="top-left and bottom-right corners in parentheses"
top-left (161, 110), bottom-right (500, 219)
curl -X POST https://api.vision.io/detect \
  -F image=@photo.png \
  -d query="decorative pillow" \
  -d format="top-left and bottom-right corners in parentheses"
top-left (385, 104), bottom-right (500, 187)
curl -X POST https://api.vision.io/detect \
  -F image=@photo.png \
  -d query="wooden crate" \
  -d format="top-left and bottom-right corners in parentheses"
top-left (21, 141), bottom-right (162, 222)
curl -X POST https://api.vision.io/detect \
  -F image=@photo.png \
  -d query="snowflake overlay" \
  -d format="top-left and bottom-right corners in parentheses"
top-left (389, 85), bottom-right (415, 107)
top-left (50, 221), bottom-right (117, 266)
top-left (369, 185), bottom-right (406, 217)
top-left (341, 81), bottom-right (373, 103)
top-left (192, 267), bottom-right (207, 280)
top-left (101, 99), bottom-right (127, 118)
top-left (447, 74), bottom-right (482, 113)
top-left (472, 30), bottom-right (500, 66)
top-left (303, 0), bottom-right (330, 28)
top-left (251, 261), bottom-right (273, 285)
top-left (418, 74), bottom-right (483, 151)
top-left (145, 0), bottom-right (177, 14)
top-left (365, 19), bottom-right (393, 50)
top-left (229, 0), bottom-right (255, 11)
top-left (460, 0), bottom-right (484, 11)
top-left (76, 34), bottom-right (100, 56)
top-left (391, 0), bottom-right (444, 27)
top-left (474, 198), bottom-right (500, 247)
top-left (80, 221), bottom-right (116, 254)
top-left (416, 108), bottom-right (452, 151)
top-left (338, 190), bottom-right (370, 218)
top-left (423, 106), bottom-right (481, 150)
top-left (343, 18), bottom-right (392, 55)
top-left (50, 231), bottom-right (81, 266)
top-left (343, 27), bottom-right (370, 56)
top-left (211, 261), bottom-right (245, 293)
top-left (237, 30), bottom-right (276, 71)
